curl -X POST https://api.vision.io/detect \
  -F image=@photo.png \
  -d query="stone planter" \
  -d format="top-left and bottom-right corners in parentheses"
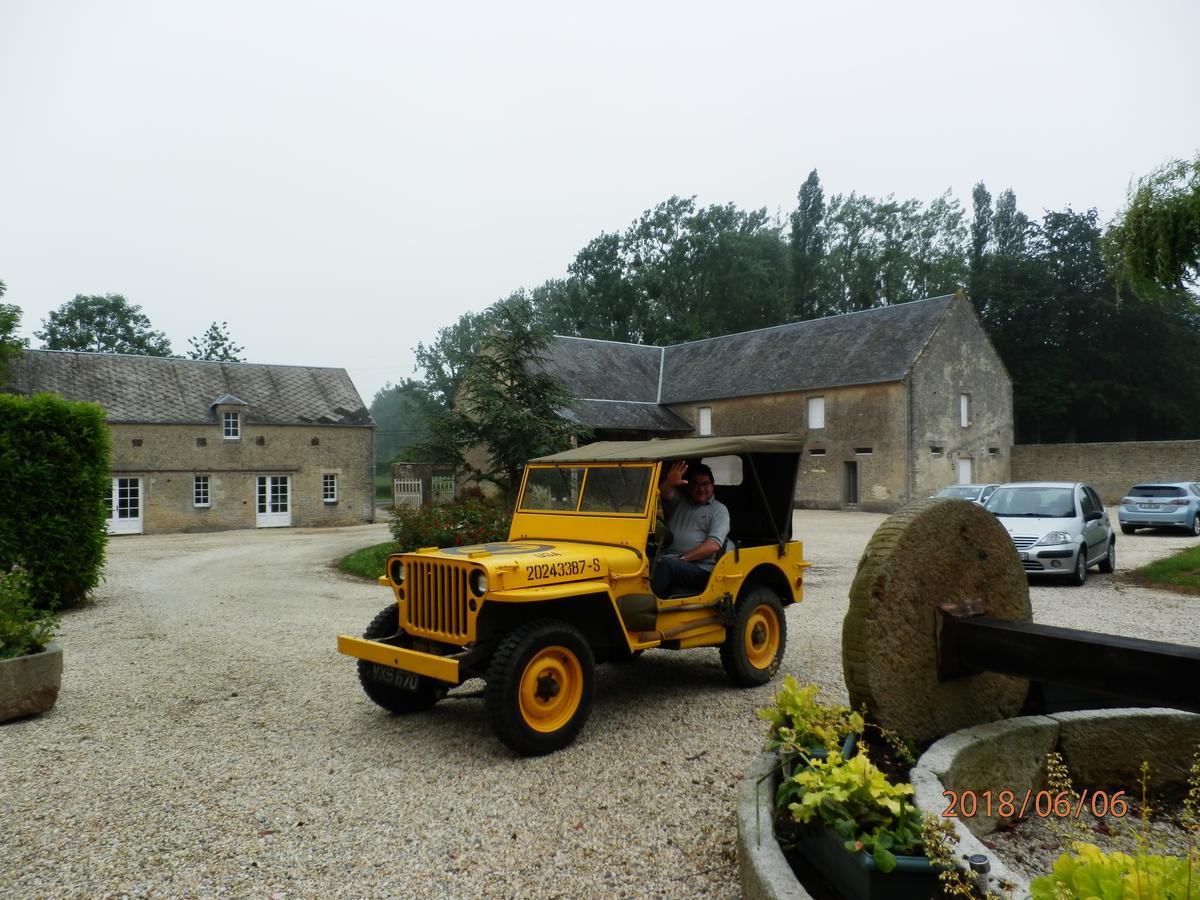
top-left (0, 642), bottom-right (63, 723)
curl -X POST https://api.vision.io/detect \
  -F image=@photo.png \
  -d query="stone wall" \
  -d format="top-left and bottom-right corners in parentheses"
top-left (668, 382), bottom-right (910, 512)
top-left (1011, 440), bottom-right (1200, 503)
top-left (109, 422), bottom-right (374, 533)
top-left (908, 297), bottom-right (1013, 498)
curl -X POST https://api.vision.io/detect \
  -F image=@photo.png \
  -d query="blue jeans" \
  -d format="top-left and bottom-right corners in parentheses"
top-left (652, 554), bottom-right (711, 597)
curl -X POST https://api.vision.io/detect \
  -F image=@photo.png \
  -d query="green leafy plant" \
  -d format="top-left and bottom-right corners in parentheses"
top-left (388, 495), bottom-right (511, 551)
top-left (777, 749), bottom-right (925, 873)
top-left (758, 676), bottom-right (864, 755)
top-left (0, 568), bottom-right (60, 660)
top-left (1030, 842), bottom-right (1199, 899)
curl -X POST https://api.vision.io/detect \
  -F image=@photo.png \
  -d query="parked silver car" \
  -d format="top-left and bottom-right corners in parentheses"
top-left (1117, 482), bottom-right (1200, 536)
top-left (983, 482), bottom-right (1115, 585)
top-left (934, 483), bottom-right (1001, 504)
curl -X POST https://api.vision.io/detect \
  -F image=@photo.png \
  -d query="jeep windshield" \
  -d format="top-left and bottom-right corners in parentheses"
top-left (518, 464), bottom-right (653, 515)
top-left (985, 486), bottom-right (1076, 518)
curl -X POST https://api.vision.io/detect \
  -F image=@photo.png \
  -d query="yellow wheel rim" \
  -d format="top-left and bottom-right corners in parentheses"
top-left (743, 605), bottom-right (781, 669)
top-left (519, 645), bottom-right (583, 733)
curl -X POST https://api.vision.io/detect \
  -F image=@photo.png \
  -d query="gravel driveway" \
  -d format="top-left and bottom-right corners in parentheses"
top-left (2, 510), bottom-right (1197, 898)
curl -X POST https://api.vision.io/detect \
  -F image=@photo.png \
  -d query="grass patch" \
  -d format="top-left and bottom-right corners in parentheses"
top-left (339, 541), bottom-right (400, 580)
top-left (1132, 544), bottom-right (1200, 592)
top-left (374, 474), bottom-right (392, 500)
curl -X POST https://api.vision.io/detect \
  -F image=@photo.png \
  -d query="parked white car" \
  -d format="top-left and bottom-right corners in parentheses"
top-left (983, 482), bottom-right (1115, 585)
top-left (934, 483), bottom-right (1001, 505)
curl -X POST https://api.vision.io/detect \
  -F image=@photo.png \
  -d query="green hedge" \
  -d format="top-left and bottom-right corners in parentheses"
top-left (0, 393), bottom-right (111, 610)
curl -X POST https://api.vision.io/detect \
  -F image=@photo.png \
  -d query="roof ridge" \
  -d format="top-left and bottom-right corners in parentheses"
top-left (551, 334), bottom-right (663, 350)
top-left (21, 348), bottom-right (348, 372)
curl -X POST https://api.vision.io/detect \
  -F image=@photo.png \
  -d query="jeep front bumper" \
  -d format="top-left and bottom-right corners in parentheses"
top-left (336, 635), bottom-right (461, 685)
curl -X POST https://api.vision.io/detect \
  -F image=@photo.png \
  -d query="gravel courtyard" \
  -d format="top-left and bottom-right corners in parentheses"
top-left (2, 510), bottom-right (1197, 898)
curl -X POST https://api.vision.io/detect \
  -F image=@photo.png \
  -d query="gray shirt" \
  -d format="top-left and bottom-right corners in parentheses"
top-left (665, 495), bottom-right (731, 572)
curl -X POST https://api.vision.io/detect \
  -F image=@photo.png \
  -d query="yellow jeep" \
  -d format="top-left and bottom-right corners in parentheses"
top-left (337, 433), bottom-right (809, 755)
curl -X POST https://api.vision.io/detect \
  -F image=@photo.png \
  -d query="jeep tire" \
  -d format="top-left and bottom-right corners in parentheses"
top-left (720, 585), bottom-right (786, 686)
top-left (485, 620), bottom-right (595, 756)
top-left (356, 605), bottom-right (443, 714)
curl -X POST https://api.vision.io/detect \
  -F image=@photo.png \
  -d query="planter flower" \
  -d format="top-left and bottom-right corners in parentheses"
top-left (0, 568), bottom-right (62, 723)
top-left (759, 676), bottom-right (863, 774)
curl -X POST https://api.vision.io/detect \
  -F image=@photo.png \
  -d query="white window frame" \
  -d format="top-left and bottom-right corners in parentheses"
top-left (322, 472), bottom-right (338, 504)
top-left (223, 411), bottom-right (241, 440)
top-left (808, 396), bottom-right (825, 430)
top-left (193, 474), bottom-right (211, 508)
top-left (697, 406), bottom-right (712, 436)
top-left (960, 394), bottom-right (971, 428)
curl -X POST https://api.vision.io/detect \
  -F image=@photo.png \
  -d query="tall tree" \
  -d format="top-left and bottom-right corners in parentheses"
top-left (0, 279), bottom-right (29, 386)
top-left (36, 294), bottom-right (172, 356)
top-left (789, 170), bottom-right (827, 320)
top-left (969, 182), bottom-right (993, 303)
top-left (187, 321), bottom-right (244, 361)
top-left (1105, 153), bottom-right (1200, 293)
top-left (432, 297), bottom-right (586, 501)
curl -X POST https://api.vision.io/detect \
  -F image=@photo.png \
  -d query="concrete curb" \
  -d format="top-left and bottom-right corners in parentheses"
top-left (736, 752), bottom-right (812, 900)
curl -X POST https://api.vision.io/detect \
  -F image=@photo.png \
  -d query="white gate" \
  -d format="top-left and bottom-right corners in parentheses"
top-left (394, 478), bottom-right (422, 509)
top-left (106, 477), bottom-right (144, 535)
top-left (431, 475), bottom-right (455, 504)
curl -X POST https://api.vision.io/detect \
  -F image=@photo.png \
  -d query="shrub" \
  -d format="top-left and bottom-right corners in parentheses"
top-left (0, 393), bottom-right (111, 610)
top-left (0, 568), bottom-right (60, 659)
top-left (389, 496), bottom-right (511, 551)
top-left (759, 676), bottom-right (864, 754)
top-left (1030, 842), bottom-right (1200, 899)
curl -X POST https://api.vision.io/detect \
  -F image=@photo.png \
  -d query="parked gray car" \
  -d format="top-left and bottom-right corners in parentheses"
top-left (934, 483), bottom-right (1001, 504)
top-left (1117, 482), bottom-right (1200, 536)
top-left (983, 481), bottom-right (1115, 585)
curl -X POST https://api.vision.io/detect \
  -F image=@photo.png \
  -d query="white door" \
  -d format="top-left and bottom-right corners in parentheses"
top-left (957, 457), bottom-right (974, 484)
top-left (256, 476), bottom-right (292, 527)
top-left (106, 477), bottom-right (144, 535)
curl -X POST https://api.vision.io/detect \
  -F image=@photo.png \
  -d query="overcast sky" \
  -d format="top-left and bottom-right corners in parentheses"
top-left (3, 0), bottom-right (1198, 406)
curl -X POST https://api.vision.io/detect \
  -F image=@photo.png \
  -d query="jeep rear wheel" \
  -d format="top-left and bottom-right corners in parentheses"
top-left (356, 605), bottom-right (443, 714)
top-left (720, 585), bottom-right (786, 686)
top-left (485, 620), bottom-right (595, 756)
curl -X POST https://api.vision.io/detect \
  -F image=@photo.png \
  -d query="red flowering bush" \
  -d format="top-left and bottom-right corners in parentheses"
top-left (388, 496), bottom-right (511, 551)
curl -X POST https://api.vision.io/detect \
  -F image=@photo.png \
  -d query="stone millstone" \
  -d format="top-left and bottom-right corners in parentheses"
top-left (842, 498), bottom-right (1032, 744)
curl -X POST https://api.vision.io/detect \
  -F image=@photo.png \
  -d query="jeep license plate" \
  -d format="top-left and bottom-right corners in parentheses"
top-left (369, 664), bottom-right (420, 691)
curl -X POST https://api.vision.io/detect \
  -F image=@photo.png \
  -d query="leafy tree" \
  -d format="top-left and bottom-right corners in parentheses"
top-left (187, 321), bottom-right (244, 361)
top-left (789, 170), bottom-right (827, 320)
top-left (36, 294), bottom-right (172, 356)
top-left (0, 279), bottom-right (28, 386)
top-left (370, 379), bottom-right (431, 465)
top-left (432, 296), bottom-right (586, 501)
top-left (1105, 153), bottom-right (1200, 293)
top-left (969, 182), bottom-right (993, 300)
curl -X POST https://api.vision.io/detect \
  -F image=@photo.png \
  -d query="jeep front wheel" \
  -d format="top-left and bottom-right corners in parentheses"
top-left (356, 605), bottom-right (443, 714)
top-left (485, 620), bottom-right (595, 756)
top-left (720, 585), bottom-right (786, 686)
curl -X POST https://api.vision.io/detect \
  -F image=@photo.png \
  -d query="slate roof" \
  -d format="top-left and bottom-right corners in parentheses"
top-left (535, 336), bottom-right (662, 402)
top-left (5, 350), bottom-right (373, 427)
top-left (559, 399), bottom-right (692, 433)
top-left (660, 295), bottom-right (955, 403)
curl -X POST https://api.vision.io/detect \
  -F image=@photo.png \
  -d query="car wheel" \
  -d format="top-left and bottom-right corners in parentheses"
top-left (356, 605), bottom-right (443, 714)
top-left (1120, 524), bottom-right (1136, 535)
top-left (1191, 514), bottom-right (1200, 537)
top-left (1098, 538), bottom-right (1115, 574)
top-left (720, 585), bottom-right (787, 686)
top-left (485, 619), bottom-right (595, 756)
top-left (1069, 547), bottom-right (1088, 586)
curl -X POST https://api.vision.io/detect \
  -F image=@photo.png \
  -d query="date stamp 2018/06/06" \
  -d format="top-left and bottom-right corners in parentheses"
top-left (942, 789), bottom-right (1129, 820)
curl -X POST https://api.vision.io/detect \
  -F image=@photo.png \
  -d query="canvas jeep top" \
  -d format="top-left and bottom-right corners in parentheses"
top-left (337, 432), bottom-right (809, 755)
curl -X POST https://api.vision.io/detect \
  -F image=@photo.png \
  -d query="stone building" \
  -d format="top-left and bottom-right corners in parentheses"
top-left (538, 292), bottom-right (1012, 511)
top-left (5, 350), bottom-right (375, 534)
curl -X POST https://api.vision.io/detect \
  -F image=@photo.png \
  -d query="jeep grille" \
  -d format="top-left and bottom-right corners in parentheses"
top-left (405, 560), bottom-right (471, 641)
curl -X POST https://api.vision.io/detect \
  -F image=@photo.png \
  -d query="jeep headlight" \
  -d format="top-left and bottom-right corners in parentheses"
top-left (1034, 532), bottom-right (1072, 547)
top-left (389, 559), bottom-right (406, 584)
top-left (470, 569), bottom-right (488, 596)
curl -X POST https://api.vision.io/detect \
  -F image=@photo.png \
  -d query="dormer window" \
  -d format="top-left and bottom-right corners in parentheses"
top-left (211, 393), bottom-right (250, 440)
top-left (223, 411), bottom-right (241, 440)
